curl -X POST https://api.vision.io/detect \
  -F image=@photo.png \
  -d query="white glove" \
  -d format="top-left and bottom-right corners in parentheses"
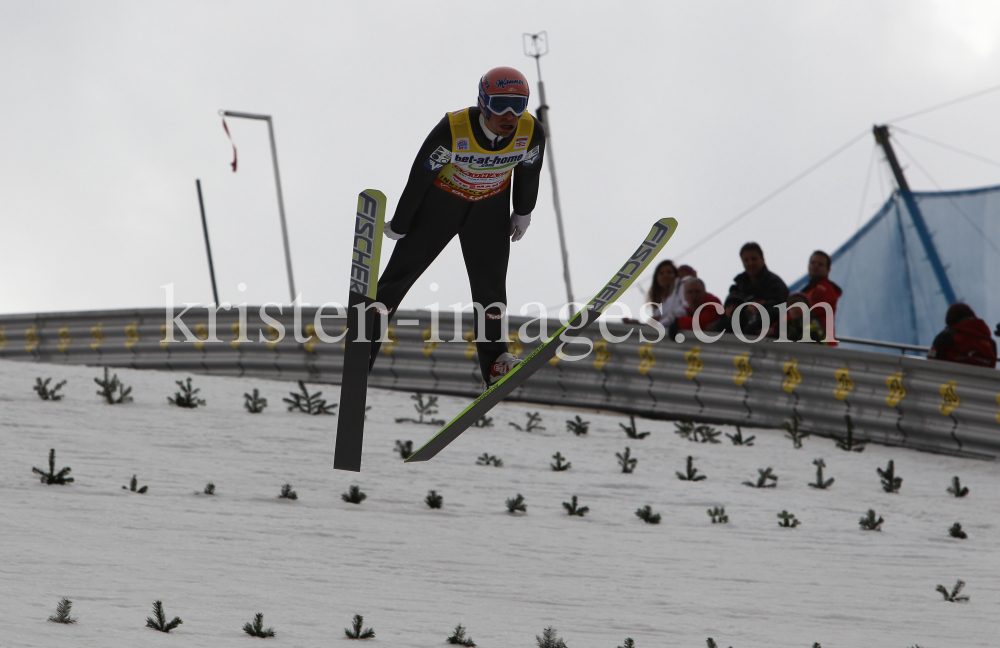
top-left (510, 212), bottom-right (531, 242)
top-left (384, 221), bottom-right (405, 240)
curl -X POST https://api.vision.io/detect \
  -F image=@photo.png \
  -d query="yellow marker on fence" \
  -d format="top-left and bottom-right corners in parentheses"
top-left (125, 321), bottom-right (139, 350)
top-left (58, 326), bottom-right (71, 353)
top-left (90, 323), bottom-right (103, 351)
top-left (159, 323), bottom-right (171, 349)
top-left (0, 326), bottom-right (6, 353)
top-left (939, 381), bottom-right (959, 416)
top-left (834, 367), bottom-right (854, 401)
top-left (266, 325), bottom-right (280, 350)
top-left (782, 359), bottom-right (801, 393)
top-left (995, 394), bottom-right (1000, 425)
top-left (382, 326), bottom-right (397, 355)
top-left (26, 325), bottom-right (39, 353)
top-left (733, 353), bottom-right (752, 386)
top-left (593, 339), bottom-right (611, 371)
top-left (548, 354), bottom-right (560, 367)
top-left (684, 346), bottom-right (703, 380)
top-left (638, 343), bottom-right (655, 375)
top-left (231, 321), bottom-right (243, 350)
top-left (422, 327), bottom-right (439, 356)
top-left (194, 322), bottom-right (209, 350)
top-left (507, 330), bottom-right (523, 358)
top-left (463, 330), bottom-right (476, 359)
top-left (303, 324), bottom-right (318, 353)
top-left (885, 372), bottom-right (906, 407)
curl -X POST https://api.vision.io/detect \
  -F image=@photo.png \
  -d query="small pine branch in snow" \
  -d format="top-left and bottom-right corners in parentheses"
top-left (122, 474), bottom-right (148, 493)
top-left (476, 453), bottom-right (503, 467)
top-left (344, 614), bottom-right (375, 639)
top-left (34, 377), bottom-right (67, 401)
top-left (725, 425), bottom-right (755, 446)
top-left (395, 440), bottom-right (413, 459)
top-left (48, 598), bottom-right (76, 624)
top-left (472, 415), bottom-right (494, 428)
top-left (203, 483), bottom-right (215, 495)
top-left (947, 476), bottom-right (969, 497)
top-left (674, 420), bottom-right (696, 440)
top-left (243, 612), bottom-right (275, 638)
top-left (244, 389), bottom-right (267, 413)
top-left (536, 626), bottom-right (567, 648)
top-left (949, 522), bottom-right (967, 539)
top-left (877, 460), bottom-right (902, 493)
top-left (635, 505), bottom-right (661, 524)
top-left (145, 600), bottom-right (182, 633)
top-left (395, 392), bottom-right (444, 424)
top-left (562, 495), bottom-right (589, 517)
top-left (565, 415), bottom-right (589, 436)
top-left (707, 506), bottom-right (728, 523)
top-left (342, 485), bottom-right (366, 504)
top-left (777, 510), bottom-right (800, 528)
top-left (618, 639), bottom-right (635, 648)
top-left (279, 483), bottom-right (297, 500)
top-left (425, 490), bottom-right (443, 509)
top-left (284, 381), bottom-right (336, 415)
top-left (859, 509), bottom-right (883, 531)
top-left (620, 414), bottom-right (650, 439)
top-left (743, 467), bottom-right (778, 488)
top-left (676, 455), bottom-right (705, 481)
top-left (95, 367), bottom-right (132, 404)
top-left (510, 412), bottom-right (545, 432)
top-left (505, 493), bottom-right (527, 513)
top-left (33, 449), bottom-right (74, 485)
top-left (936, 580), bottom-right (969, 602)
top-left (617, 447), bottom-right (638, 473)
top-left (447, 623), bottom-right (476, 646)
top-left (706, 639), bottom-right (732, 648)
top-left (674, 420), bottom-right (719, 443)
top-left (167, 377), bottom-right (205, 408)
top-left (808, 459), bottom-right (834, 489)
top-left (550, 452), bottom-right (571, 471)
top-left (781, 415), bottom-right (810, 448)
top-left (830, 414), bottom-right (867, 452)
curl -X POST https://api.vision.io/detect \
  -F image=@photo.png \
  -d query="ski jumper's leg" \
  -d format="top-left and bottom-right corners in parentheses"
top-left (369, 189), bottom-right (470, 369)
top-left (459, 193), bottom-right (511, 382)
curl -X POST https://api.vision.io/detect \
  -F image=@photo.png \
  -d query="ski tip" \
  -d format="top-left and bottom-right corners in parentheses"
top-left (361, 188), bottom-right (387, 202)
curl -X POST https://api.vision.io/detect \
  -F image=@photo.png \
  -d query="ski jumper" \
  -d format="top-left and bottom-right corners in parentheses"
top-left (369, 106), bottom-right (547, 381)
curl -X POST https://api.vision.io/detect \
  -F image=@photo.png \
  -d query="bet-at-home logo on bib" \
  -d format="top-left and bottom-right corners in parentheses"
top-left (451, 151), bottom-right (525, 171)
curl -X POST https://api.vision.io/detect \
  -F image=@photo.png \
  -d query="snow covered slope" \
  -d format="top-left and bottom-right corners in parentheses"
top-left (2, 359), bottom-right (996, 647)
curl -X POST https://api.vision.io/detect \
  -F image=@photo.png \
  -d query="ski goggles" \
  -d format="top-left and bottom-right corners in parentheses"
top-left (482, 93), bottom-right (529, 116)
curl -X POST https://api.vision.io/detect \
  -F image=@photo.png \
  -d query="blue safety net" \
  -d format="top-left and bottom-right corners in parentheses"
top-left (790, 184), bottom-right (1000, 347)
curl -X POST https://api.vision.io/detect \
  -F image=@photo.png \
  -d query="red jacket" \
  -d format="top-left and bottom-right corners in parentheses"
top-left (929, 318), bottom-right (998, 368)
top-left (799, 277), bottom-right (842, 345)
top-left (675, 294), bottom-right (722, 331)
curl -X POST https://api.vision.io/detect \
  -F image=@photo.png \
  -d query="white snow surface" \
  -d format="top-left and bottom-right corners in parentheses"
top-left (2, 359), bottom-right (997, 648)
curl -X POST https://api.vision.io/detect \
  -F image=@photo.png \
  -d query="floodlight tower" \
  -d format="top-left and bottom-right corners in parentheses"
top-left (523, 32), bottom-right (574, 305)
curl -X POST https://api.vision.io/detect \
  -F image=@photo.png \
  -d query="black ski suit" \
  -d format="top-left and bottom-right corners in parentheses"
top-left (369, 106), bottom-right (546, 381)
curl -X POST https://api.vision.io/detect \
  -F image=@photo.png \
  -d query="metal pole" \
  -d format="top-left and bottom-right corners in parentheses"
top-left (524, 32), bottom-right (574, 305)
top-left (195, 179), bottom-right (220, 305)
top-left (220, 110), bottom-right (297, 304)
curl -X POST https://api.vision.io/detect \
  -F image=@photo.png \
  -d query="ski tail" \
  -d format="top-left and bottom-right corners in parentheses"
top-left (405, 217), bottom-right (678, 463)
top-left (334, 189), bottom-right (386, 472)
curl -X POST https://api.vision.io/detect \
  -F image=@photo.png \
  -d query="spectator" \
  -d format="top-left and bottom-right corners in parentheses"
top-left (677, 264), bottom-right (697, 279)
top-left (928, 303), bottom-right (997, 368)
top-left (637, 260), bottom-right (688, 327)
top-left (671, 279), bottom-right (722, 335)
top-left (711, 242), bottom-right (789, 335)
top-left (768, 293), bottom-right (827, 343)
top-left (798, 250), bottom-right (841, 345)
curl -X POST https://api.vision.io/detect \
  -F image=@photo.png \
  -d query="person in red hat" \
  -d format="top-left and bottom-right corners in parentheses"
top-left (928, 303), bottom-right (997, 368)
top-left (368, 66), bottom-right (546, 385)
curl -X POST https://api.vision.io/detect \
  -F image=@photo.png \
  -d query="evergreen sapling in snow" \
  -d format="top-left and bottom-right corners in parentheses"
top-left (948, 522), bottom-right (967, 539)
top-left (425, 490), bottom-right (443, 509)
top-left (706, 639), bottom-right (732, 648)
top-left (48, 598), bottom-right (76, 624)
top-left (447, 624), bottom-right (476, 646)
top-left (284, 380), bottom-right (336, 414)
top-left (620, 414), bottom-right (650, 439)
top-left (676, 455), bottom-right (705, 481)
top-left (506, 493), bottom-right (527, 513)
top-left (95, 367), bottom-right (132, 404)
top-left (510, 411), bottom-right (545, 432)
top-left (725, 425), bottom-right (755, 445)
top-left (947, 476), bottom-right (969, 497)
top-left (936, 580), bottom-right (969, 602)
top-left (168, 377), bottom-right (205, 408)
top-left (859, 509), bottom-right (883, 531)
top-left (33, 449), bottom-right (73, 485)
top-left (279, 483), bottom-right (297, 500)
top-left (122, 474), bottom-right (148, 493)
top-left (342, 485), bottom-right (366, 504)
top-left (707, 506), bottom-right (728, 523)
top-left (617, 447), bottom-right (638, 473)
top-left (145, 600), bottom-right (182, 633)
top-left (877, 460), bottom-right (902, 493)
top-left (550, 451), bottom-right (571, 471)
top-left (830, 414), bottom-right (867, 452)
top-left (472, 415), bottom-right (494, 428)
top-left (244, 388), bottom-right (267, 413)
top-left (635, 505), bottom-right (661, 524)
top-left (344, 614), bottom-right (375, 639)
top-left (536, 626), bottom-right (567, 648)
top-left (618, 639), bottom-right (635, 648)
top-left (243, 612), bottom-right (275, 638)
top-left (781, 414), bottom-right (810, 448)
top-left (562, 495), bottom-right (588, 516)
top-left (743, 467), bottom-right (778, 488)
top-left (395, 439), bottom-right (413, 459)
top-left (395, 392), bottom-right (443, 424)
top-left (808, 458), bottom-right (834, 489)
top-left (777, 510), bottom-right (800, 527)
top-left (476, 452), bottom-right (503, 467)
top-left (565, 415), bottom-right (589, 436)
top-left (34, 377), bottom-right (66, 401)
top-left (203, 483), bottom-right (215, 495)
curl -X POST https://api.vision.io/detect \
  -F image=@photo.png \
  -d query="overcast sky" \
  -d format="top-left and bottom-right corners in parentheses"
top-left (2, 1), bottom-right (1000, 319)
